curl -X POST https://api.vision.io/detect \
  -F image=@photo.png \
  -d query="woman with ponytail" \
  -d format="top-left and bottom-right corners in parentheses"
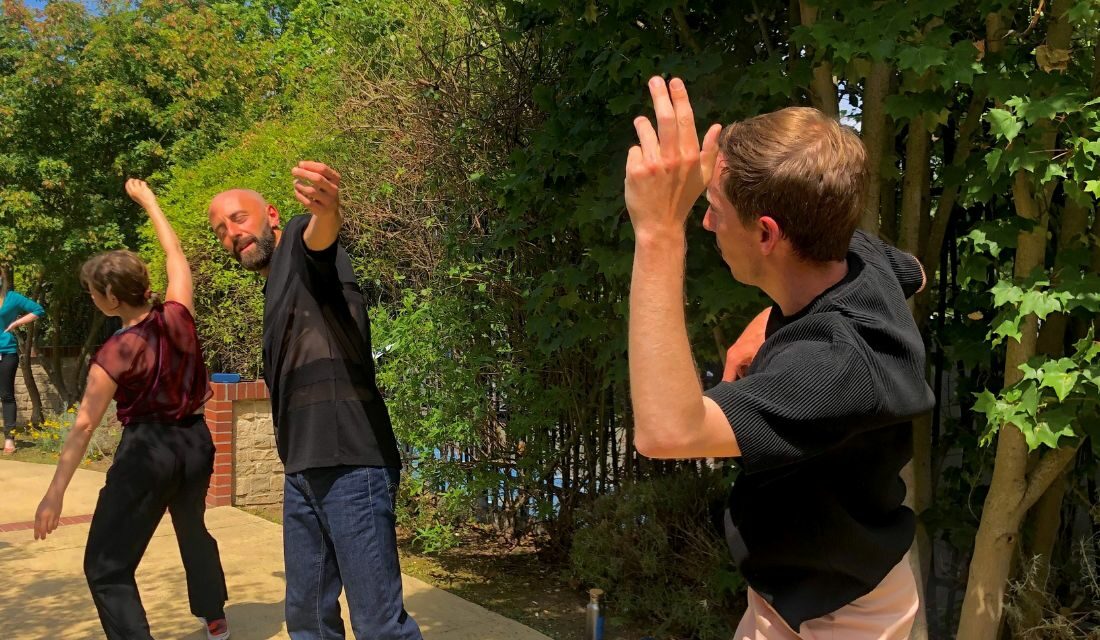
top-left (33, 179), bottom-right (230, 640)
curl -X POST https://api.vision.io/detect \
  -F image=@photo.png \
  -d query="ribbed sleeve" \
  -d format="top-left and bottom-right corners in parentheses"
top-left (850, 230), bottom-right (925, 299)
top-left (705, 335), bottom-right (876, 473)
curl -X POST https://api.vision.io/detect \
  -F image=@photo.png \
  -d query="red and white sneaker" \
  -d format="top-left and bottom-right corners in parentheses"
top-left (202, 618), bottom-right (230, 640)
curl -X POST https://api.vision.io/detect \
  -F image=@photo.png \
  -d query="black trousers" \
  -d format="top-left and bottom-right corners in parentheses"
top-left (84, 416), bottom-right (229, 639)
top-left (0, 352), bottom-right (18, 439)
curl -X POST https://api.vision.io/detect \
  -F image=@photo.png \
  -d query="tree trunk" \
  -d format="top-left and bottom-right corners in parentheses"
top-left (898, 112), bottom-right (933, 640)
top-left (42, 298), bottom-right (70, 404)
top-left (17, 329), bottom-right (43, 425)
top-left (1016, 464), bottom-right (1070, 634)
top-left (797, 0), bottom-right (838, 118)
top-left (955, 172), bottom-right (1079, 639)
top-left (1013, 192), bottom-right (1086, 627)
top-left (957, 9), bottom-right (1080, 635)
top-left (919, 91), bottom-right (986, 275)
top-left (72, 313), bottom-right (105, 401)
top-left (861, 60), bottom-right (892, 234)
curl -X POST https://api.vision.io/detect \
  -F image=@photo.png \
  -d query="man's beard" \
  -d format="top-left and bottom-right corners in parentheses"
top-left (236, 223), bottom-right (276, 272)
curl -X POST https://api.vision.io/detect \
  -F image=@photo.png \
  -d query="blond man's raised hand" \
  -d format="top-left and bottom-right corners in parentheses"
top-left (624, 76), bottom-right (722, 241)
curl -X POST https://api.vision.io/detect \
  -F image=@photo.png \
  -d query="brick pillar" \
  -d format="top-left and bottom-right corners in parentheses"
top-left (204, 383), bottom-right (235, 507)
top-left (204, 380), bottom-right (270, 507)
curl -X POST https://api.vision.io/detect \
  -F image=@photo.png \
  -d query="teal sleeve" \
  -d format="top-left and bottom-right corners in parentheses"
top-left (14, 293), bottom-right (45, 317)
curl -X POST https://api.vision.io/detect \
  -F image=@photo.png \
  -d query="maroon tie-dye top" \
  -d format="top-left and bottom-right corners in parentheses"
top-left (90, 301), bottom-right (212, 426)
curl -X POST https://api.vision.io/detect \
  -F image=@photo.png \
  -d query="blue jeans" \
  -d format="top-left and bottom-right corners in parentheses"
top-left (283, 466), bottom-right (422, 640)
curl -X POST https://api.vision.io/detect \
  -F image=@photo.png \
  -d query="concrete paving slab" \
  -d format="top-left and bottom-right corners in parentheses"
top-left (0, 460), bottom-right (551, 640)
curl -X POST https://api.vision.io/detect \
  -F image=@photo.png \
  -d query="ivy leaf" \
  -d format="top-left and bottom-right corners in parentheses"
top-left (974, 389), bottom-right (996, 414)
top-left (958, 254), bottom-right (991, 286)
top-left (990, 280), bottom-right (1024, 308)
top-left (938, 42), bottom-right (983, 89)
top-left (1018, 290), bottom-right (1061, 319)
top-left (1018, 383), bottom-right (1039, 417)
top-left (1018, 358), bottom-right (1043, 383)
top-left (1025, 405), bottom-right (1078, 451)
top-left (1083, 366), bottom-right (1100, 390)
top-left (897, 45), bottom-right (948, 74)
top-left (1039, 358), bottom-right (1079, 402)
top-left (607, 94), bottom-right (638, 115)
top-left (1071, 328), bottom-right (1099, 362)
top-left (984, 148), bottom-right (1004, 176)
top-left (986, 108), bottom-right (1022, 141)
top-left (990, 312), bottom-right (1023, 345)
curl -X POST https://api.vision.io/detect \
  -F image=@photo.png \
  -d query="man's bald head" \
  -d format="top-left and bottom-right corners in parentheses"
top-left (208, 189), bottom-right (268, 219)
top-left (208, 188), bottom-right (281, 273)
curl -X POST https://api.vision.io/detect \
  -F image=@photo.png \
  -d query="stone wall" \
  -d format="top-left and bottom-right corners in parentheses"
top-left (10, 357), bottom-right (81, 422)
top-left (204, 380), bottom-right (279, 508)
top-left (232, 399), bottom-right (284, 507)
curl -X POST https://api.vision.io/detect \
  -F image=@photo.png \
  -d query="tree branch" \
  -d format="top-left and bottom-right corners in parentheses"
top-left (919, 90), bottom-right (987, 272)
top-left (1018, 443), bottom-right (1082, 516)
top-left (798, 0), bottom-right (839, 118)
top-left (672, 5), bottom-right (702, 55)
top-left (861, 60), bottom-right (893, 234)
top-left (750, 0), bottom-right (776, 59)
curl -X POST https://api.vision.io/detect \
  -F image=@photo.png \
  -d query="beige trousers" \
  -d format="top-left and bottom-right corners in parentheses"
top-left (733, 556), bottom-right (919, 640)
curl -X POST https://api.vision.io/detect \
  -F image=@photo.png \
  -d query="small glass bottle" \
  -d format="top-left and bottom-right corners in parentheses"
top-left (585, 588), bottom-right (605, 640)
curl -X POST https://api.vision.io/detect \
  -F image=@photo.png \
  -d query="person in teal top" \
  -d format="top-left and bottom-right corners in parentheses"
top-left (0, 274), bottom-right (45, 454)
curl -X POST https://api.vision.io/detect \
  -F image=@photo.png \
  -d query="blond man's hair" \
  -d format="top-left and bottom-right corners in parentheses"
top-left (718, 107), bottom-right (868, 262)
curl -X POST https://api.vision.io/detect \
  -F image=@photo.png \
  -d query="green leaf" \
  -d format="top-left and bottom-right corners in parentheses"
top-left (896, 45), bottom-right (948, 74)
top-left (1038, 358), bottom-right (1080, 402)
top-left (984, 148), bottom-right (1004, 176)
top-left (974, 389), bottom-right (997, 414)
top-left (1018, 290), bottom-right (1061, 319)
top-left (607, 94), bottom-right (638, 115)
top-left (986, 108), bottom-right (1022, 142)
top-left (990, 281), bottom-right (1024, 308)
top-left (1026, 405), bottom-right (1078, 451)
top-left (991, 313), bottom-right (1023, 345)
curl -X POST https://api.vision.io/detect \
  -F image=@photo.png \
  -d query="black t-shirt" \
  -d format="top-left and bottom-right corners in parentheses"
top-left (262, 215), bottom-right (402, 473)
top-left (704, 230), bottom-right (934, 630)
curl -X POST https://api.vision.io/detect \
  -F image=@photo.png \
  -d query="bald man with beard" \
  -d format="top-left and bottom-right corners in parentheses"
top-left (208, 162), bottom-right (422, 640)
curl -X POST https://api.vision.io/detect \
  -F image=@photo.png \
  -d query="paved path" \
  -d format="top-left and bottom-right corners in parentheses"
top-left (0, 459), bottom-right (552, 640)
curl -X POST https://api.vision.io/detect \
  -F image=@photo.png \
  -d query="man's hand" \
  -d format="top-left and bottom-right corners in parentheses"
top-left (125, 178), bottom-right (158, 211)
top-left (722, 308), bottom-right (771, 382)
top-left (34, 494), bottom-right (62, 540)
top-left (292, 161), bottom-right (341, 219)
top-left (625, 77), bottom-right (722, 242)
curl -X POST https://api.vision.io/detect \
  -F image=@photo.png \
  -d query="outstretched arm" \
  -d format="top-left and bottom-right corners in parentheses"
top-left (126, 179), bottom-right (193, 314)
top-left (293, 161), bottom-right (343, 252)
top-left (5, 313), bottom-right (40, 334)
top-left (4, 293), bottom-right (45, 334)
top-left (626, 76), bottom-right (739, 459)
top-left (34, 365), bottom-right (115, 540)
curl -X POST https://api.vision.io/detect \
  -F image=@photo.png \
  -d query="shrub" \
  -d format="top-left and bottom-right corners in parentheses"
top-left (569, 468), bottom-right (745, 639)
top-left (24, 405), bottom-right (122, 461)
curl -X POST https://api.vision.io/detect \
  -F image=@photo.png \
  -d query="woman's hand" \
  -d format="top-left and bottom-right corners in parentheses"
top-left (34, 494), bottom-right (63, 540)
top-left (125, 178), bottom-right (159, 211)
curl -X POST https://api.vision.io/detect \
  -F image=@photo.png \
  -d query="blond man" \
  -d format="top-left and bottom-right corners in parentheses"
top-left (624, 77), bottom-right (932, 639)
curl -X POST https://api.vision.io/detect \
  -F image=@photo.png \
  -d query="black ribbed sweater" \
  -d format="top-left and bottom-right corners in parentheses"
top-left (705, 230), bottom-right (935, 630)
